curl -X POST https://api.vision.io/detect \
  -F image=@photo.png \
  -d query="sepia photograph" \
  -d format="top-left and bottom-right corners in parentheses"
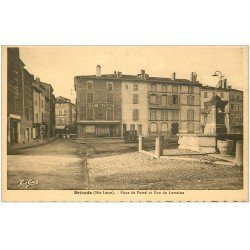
top-left (1, 45), bottom-right (248, 201)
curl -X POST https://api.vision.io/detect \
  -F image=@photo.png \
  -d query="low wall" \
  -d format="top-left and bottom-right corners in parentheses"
top-left (178, 133), bottom-right (217, 153)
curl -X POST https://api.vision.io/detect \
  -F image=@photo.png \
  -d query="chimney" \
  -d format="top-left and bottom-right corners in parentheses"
top-left (117, 71), bottom-right (122, 78)
top-left (228, 85), bottom-right (232, 89)
top-left (96, 65), bottom-right (101, 77)
top-left (35, 77), bottom-right (40, 83)
top-left (172, 72), bottom-right (176, 81)
top-left (223, 79), bottom-right (227, 89)
top-left (191, 72), bottom-right (197, 82)
top-left (141, 69), bottom-right (145, 79)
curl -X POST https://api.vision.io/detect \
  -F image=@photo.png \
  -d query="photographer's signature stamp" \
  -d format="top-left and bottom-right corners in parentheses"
top-left (18, 179), bottom-right (39, 189)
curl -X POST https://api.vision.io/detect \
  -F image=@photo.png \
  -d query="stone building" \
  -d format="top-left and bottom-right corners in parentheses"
top-left (32, 78), bottom-right (46, 140)
top-left (55, 96), bottom-right (76, 135)
top-left (40, 81), bottom-right (56, 138)
top-left (7, 47), bottom-right (25, 145)
top-left (146, 72), bottom-right (201, 135)
top-left (74, 65), bottom-right (122, 137)
top-left (201, 80), bottom-right (243, 133)
top-left (22, 69), bottom-right (34, 144)
top-left (74, 66), bottom-right (202, 138)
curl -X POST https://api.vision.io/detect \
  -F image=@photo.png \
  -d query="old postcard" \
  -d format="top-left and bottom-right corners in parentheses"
top-left (1, 46), bottom-right (249, 202)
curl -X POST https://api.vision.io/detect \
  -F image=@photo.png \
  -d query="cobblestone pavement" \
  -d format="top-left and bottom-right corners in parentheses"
top-left (7, 138), bottom-right (244, 190)
top-left (7, 139), bottom-right (88, 190)
top-left (87, 151), bottom-right (243, 190)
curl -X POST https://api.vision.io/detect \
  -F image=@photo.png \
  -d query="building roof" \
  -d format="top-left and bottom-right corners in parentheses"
top-left (202, 85), bottom-right (243, 92)
top-left (74, 74), bottom-right (201, 85)
top-left (56, 96), bottom-right (72, 103)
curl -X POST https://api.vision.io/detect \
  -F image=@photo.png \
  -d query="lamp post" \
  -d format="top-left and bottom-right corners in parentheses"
top-left (212, 71), bottom-right (224, 96)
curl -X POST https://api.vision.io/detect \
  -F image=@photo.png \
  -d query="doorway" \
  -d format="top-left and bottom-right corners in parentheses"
top-left (171, 123), bottom-right (179, 134)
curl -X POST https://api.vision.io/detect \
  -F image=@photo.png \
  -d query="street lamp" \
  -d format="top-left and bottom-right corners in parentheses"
top-left (212, 71), bottom-right (224, 96)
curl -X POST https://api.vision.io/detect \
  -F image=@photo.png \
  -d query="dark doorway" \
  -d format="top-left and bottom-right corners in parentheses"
top-left (10, 121), bottom-right (18, 143)
top-left (109, 125), bottom-right (114, 137)
top-left (171, 123), bottom-right (179, 134)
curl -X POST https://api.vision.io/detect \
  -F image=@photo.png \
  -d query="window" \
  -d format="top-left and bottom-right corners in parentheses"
top-left (87, 81), bottom-right (93, 90)
top-left (161, 84), bottom-right (167, 92)
top-left (172, 110), bottom-right (179, 120)
top-left (107, 109), bottom-right (114, 120)
top-left (230, 104), bottom-right (234, 110)
top-left (123, 124), bottom-right (127, 133)
top-left (187, 95), bottom-right (194, 105)
top-left (87, 92), bottom-right (94, 103)
top-left (172, 86), bottom-right (178, 93)
top-left (150, 123), bottom-right (158, 133)
top-left (133, 94), bottom-right (139, 104)
top-left (187, 109), bottom-right (194, 121)
top-left (35, 100), bottom-right (37, 106)
top-left (161, 110), bottom-right (168, 121)
top-left (161, 95), bottom-right (167, 106)
top-left (220, 92), bottom-right (224, 98)
top-left (59, 110), bottom-right (62, 115)
top-left (130, 124), bottom-right (135, 131)
top-left (86, 125), bottom-right (95, 133)
top-left (41, 100), bottom-right (44, 107)
top-left (187, 123), bottom-right (194, 133)
top-left (25, 108), bottom-right (29, 120)
top-left (161, 123), bottom-right (168, 132)
top-left (86, 109), bottom-right (94, 120)
top-left (125, 85), bottom-right (128, 90)
top-left (237, 95), bottom-right (239, 100)
top-left (150, 110), bottom-right (157, 120)
top-left (204, 92), bottom-right (207, 98)
top-left (64, 110), bottom-right (67, 115)
top-left (107, 93), bottom-right (114, 103)
top-left (137, 124), bottom-right (142, 134)
top-left (134, 84), bottom-right (138, 91)
top-left (173, 95), bottom-right (179, 105)
top-left (188, 86), bottom-right (194, 94)
top-left (133, 109), bottom-right (139, 121)
top-left (36, 114), bottom-right (38, 122)
top-left (107, 82), bottom-right (113, 90)
top-left (150, 84), bottom-right (157, 92)
top-left (42, 113), bottom-right (44, 122)
top-left (150, 95), bottom-right (157, 104)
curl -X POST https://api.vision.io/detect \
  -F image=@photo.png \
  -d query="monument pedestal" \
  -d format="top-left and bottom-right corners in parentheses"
top-left (178, 133), bottom-right (217, 153)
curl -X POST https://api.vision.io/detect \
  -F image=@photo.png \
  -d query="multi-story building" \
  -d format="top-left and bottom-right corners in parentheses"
top-left (7, 47), bottom-right (35, 145)
top-left (201, 80), bottom-right (243, 133)
top-left (74, 66), bottom-right (202, 138)
top-left (74, 65), bottom-right (122, 137)
top-left (40, 81), bottom-right (56, 138)
top-left (32, 78), bottom-right (46, 139)
top-left (55, 96), bottom-right (76, 135)
top-left (22, 69), bottom-right (34, 144)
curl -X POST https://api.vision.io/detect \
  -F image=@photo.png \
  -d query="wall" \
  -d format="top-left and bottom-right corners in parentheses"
top-left (121, 81), bottom-right (148, 135)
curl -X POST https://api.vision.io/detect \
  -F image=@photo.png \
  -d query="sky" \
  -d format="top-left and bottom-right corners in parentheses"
top-left (19, 46), bottom-right (247, 102)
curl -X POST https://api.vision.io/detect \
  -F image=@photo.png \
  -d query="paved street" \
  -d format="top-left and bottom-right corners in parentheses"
top-left (7, 139), bottom-right (88, 190)
top-left (7, 138), bottom-right (243, 190)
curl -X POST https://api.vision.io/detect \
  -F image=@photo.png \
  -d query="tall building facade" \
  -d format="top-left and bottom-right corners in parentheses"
top-left (201, 80), bottom-right (243, 133)
top-left (55, 96), bottom-right (77, 135)
top-left (74, 66), bottom-right (202, 138)
top-left (7, 47), bottom-right (56, 148)
top-left (40, 81), bottom-right (56, 138)
top-left (74, 65), bottom-right (122, 137)
top-left (7, 48), bottom-right (25, 144)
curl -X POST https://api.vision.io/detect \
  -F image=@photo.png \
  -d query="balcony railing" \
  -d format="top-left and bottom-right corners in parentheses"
top-left (148, 103), bottom-right (180, 109)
